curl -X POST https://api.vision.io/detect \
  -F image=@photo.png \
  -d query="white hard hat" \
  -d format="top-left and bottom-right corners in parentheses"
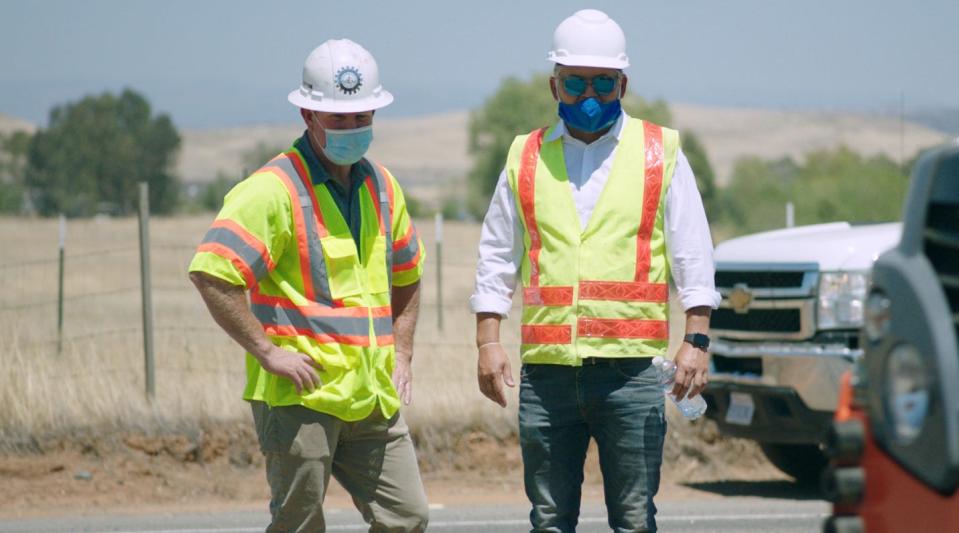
top-left (547, 9), bottom-right (629, 69)
top-left (288, 39), bottom-right (393, 113)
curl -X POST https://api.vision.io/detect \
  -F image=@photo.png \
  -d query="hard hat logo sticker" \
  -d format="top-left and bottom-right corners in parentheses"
top-left (335, 67), bottom-right (363, 95)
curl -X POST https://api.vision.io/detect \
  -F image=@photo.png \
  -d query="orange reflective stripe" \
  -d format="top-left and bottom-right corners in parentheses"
top-left (577, 318), bottom-right (668, 340)
top-left (363, 176), bottom-right (385, 235)
top-left (379, 163), bottom-right (396, 221)
top-left (270, 164), bottom-right (316, 300)
top-left (392, 243), bottom-right (421, 273)
top-left (393, 224), bottom-right (414, 251)
top-left (250, 291), bottom-right (387, 318)
top-left (285, 150), bottom-right (330, 239)
top-left (263, 324), bottom-right (372, 346)
top-left (523, 286), bottom-right (574, 306)
top-left (521, 324), bottom-right (572, 344)
top-left (517, 128), bottom-right (547, 287)
top-left (635, 122), bottom-right (664, 282)
top-left (197, 242), bottom-right (256, 287)
top-left (209, 219), bottom-right (275, 271)
top-left (578, 280), bottom-right (668, 302)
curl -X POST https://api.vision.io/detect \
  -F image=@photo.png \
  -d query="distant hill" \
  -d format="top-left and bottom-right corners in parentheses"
top-left (905, 107), bottom-right (959, 136)
top-left (670, 103), bottom-right (949, 185)
top-left (177, 112), bottom-right (470, 205)
top-left (0, 113), bottom-right (36, 136)
top-left (3, 105), bottom-right (950, 204)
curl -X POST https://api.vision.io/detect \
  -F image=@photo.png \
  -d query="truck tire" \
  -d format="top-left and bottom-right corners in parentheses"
top-left (759, 443), bottom-right (828, 485)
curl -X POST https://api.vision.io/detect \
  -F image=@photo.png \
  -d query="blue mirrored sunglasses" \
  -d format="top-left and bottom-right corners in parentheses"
top-left (560, 74), bottom-right (619, 97)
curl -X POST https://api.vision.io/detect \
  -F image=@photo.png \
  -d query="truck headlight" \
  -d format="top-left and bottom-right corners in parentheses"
top-left (883, 343), bottom-right (930, 445)
top-left (817, 272), bottom-right (868, 329)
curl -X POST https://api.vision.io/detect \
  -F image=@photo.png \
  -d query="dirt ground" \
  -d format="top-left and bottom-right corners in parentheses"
top-left (0, 415), bottom-right (797, 520)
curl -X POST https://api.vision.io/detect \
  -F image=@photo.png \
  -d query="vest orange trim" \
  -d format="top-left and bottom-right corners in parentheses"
top-left (634, 122), bottom-right (664, 282)
top-left (197, 242), bottom-right (258, 287)
top-left (269, 160), bottom-right (319, 301)
top-left (210, 219), bottom-right (274, 267)
top-left (578, 280), bottom-right (668, 302)
top-left (577, 318), bottom-right (668, 340)
top-left (517, 128), bottom-right (548, 288)
top-left (523, 286), bottom-right (574, 306)
top-left (363, 176), bottom-right (385, 235)
top-left (522, 324), bottom-right (572, 345)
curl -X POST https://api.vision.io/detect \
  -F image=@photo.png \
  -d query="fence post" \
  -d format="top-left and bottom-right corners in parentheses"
top-left (786, 201), bottom-right (795, 228)
top-left (57, 214), bottom-right (65, 356)
top-left (138, 182), bottom-right (155, 401)
top-left (435, 212), bottom-right (444, 332)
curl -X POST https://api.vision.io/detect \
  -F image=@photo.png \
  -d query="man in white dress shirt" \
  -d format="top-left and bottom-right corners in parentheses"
top-left (470, 9), bottom-right (721, 532)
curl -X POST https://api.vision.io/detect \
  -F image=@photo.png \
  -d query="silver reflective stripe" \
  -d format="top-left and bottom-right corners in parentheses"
top-left (372, 315), bottom-right (394, 338)
top-left (201, 226), bottom-right (269, 281)
top-left (369, 162), bottom-right (394, 288)
top-left (393, 231), bottom-right (420, 266)
top-left (251, 303), bottom-right (372, 337)
top-left (266, 156), bottom-right (333, 305)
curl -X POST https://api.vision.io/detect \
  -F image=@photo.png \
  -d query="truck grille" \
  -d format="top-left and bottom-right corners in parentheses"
top-left (924, 200), bottom-right (959, 342)
top-left (712, 265), bottom-right (816, 341)
top-left (715, 271), bottom-right (806, 289)
top-left (711, 308), bottom-right (802, 333)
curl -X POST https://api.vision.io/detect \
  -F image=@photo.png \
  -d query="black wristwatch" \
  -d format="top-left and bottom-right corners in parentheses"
top-left (683, 333), bottom-right (710, 350)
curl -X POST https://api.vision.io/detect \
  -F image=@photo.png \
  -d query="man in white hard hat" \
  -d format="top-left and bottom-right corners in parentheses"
top-left (471, 9), bottom-right (720, 532)
top-left (189, 39), bottom-right (428, 532)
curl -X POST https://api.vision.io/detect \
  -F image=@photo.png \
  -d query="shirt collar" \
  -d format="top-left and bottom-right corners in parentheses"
top-left (294, 131), bottom-right (333, 185)
top-left (544, 109), bottom-right (629, 145)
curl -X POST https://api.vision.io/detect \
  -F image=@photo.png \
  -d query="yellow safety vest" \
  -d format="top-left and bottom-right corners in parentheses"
top-left (195, 147), bottom-right (421, 421)
top-left (505, 118), bottom-right (679, 365)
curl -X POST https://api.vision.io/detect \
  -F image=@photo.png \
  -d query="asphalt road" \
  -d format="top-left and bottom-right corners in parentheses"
top-left (0, 496), bottom-right (828, 532)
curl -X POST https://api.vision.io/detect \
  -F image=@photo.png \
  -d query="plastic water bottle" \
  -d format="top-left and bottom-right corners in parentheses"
top-left (652, 356), bottom-right (708, 419)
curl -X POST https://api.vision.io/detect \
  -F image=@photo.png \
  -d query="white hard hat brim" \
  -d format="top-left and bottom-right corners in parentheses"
top-left (548, 53), bottom-right (629, 70)
top-left (288, 89), bottom-right (394, 113)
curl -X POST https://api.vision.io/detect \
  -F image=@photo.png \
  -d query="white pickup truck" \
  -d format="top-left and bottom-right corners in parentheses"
top-left (703, 221), bottom-right (901, 483)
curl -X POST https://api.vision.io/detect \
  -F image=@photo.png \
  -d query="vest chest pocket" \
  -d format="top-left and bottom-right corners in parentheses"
top-left (366, 234), bottom-right (390, 295)
top-left (320, 235), bottom-right (363, 300)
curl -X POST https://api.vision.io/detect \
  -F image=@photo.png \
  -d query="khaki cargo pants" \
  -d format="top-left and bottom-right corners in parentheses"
top-left (251, 401), bottom-right (429, 532)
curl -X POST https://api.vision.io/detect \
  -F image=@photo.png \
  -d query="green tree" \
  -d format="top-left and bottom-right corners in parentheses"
top-left (465, 73), bottom-right (710, 218)
top-left (0, 130), bottom-right (31, 213)
top-left (681, 131), bottom-right (719, 220)
top-left (716, 147), bottom-right (908, 236)
top-left (25, 89), bottom-right (180, 217)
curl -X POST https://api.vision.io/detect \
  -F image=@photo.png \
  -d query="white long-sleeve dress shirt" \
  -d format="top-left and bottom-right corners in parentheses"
top-left (469, 111), bottom-right (721, 318)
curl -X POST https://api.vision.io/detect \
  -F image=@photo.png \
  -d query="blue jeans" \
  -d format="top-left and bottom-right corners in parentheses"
top-left (519, 359), bottom-right (666, 533)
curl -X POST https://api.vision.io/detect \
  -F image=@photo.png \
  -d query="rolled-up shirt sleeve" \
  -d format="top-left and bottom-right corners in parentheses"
top-left (665, 148), bottom-right (722, 311)
top-left (469, 168), bottom-right (524, 318)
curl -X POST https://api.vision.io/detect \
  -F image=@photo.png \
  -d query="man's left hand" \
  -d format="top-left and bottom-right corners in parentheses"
top-left (671, 342), bottom-right (709, 401)
top-left (393, 351), bottom-right (413, 405)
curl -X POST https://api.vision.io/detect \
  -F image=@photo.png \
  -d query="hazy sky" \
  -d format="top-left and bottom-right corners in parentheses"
top-left (2, 0), bottom-right (956, 128)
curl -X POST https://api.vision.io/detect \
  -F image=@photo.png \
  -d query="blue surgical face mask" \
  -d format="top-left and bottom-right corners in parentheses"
top-left (320, 125), bottom-right (373, 165)
top-left (558, 97), bottom-right (622, 134)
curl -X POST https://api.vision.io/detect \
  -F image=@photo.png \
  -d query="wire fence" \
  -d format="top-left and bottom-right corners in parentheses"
top-left (0, 212), bottom-right (494, 388)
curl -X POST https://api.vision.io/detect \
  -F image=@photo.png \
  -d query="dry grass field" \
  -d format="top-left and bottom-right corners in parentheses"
top-left (0, 215), bottom-right (539, 446)
top-left (0, 215), bottom-right (784, 515)
top-left (0, 215), bottom-right (724, 450)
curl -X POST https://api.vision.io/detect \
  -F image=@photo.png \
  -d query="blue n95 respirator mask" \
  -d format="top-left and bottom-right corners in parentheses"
top-left (558, 97), bottom-right (621, 133)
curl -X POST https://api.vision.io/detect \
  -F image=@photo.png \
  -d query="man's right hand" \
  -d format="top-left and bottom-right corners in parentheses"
top-left (257, 346), bottom-right (324, 394)
top-left (477, 342), bottom-right (514, 408)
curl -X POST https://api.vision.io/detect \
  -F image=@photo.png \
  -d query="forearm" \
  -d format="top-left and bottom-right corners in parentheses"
top-left (391, 281), bottom-right (421, 359)
top-left (684, 306), bottom-right (711, 335)
top-left (476, 312), bottom-right (503, 346)
top-left (190, 272), bottom-right (274, 360)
